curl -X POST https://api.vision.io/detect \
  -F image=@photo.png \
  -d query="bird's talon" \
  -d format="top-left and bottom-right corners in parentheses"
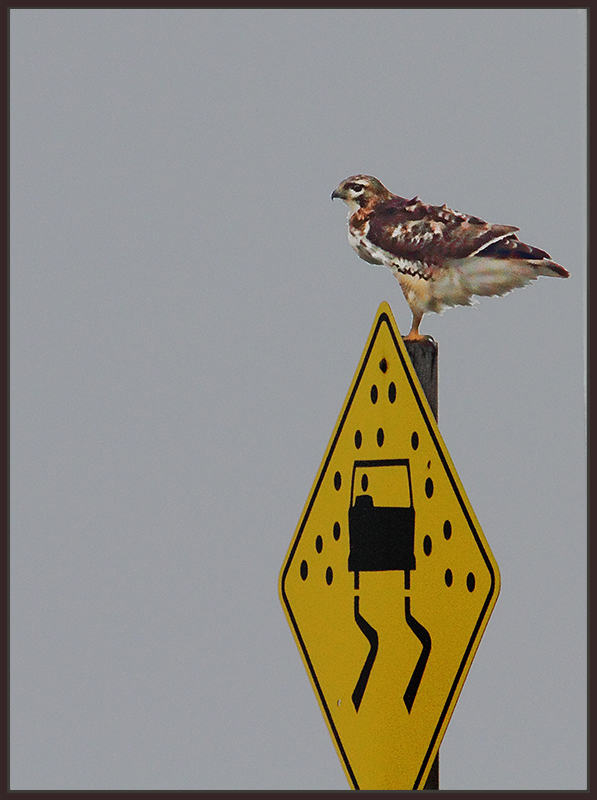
top-left (403, 334), bottom-right (435, 343)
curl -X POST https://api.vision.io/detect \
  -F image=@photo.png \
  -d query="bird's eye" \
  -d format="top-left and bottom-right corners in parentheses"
top-left (350, 184), bottom-right (364, 193)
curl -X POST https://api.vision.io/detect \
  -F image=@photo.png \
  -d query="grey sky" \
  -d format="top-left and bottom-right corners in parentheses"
top-left (10, 9), bottom-right (586, 790)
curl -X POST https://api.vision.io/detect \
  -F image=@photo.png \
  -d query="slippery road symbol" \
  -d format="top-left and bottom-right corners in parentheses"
top-left (349, 459), bottom-right (432, 713)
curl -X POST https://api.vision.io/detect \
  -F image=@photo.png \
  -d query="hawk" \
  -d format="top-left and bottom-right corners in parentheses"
top-left (331, 175), bottom-right (569, 341)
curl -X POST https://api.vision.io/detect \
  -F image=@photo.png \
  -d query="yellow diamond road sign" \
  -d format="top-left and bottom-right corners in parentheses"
top-left (279, 302), bottom-right (500, 790)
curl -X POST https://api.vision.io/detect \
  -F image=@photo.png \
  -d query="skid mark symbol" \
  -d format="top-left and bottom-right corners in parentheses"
top-left (352, 596), bottom-right (378, 711)
top-left (403, 596), bottom-right (432, 713)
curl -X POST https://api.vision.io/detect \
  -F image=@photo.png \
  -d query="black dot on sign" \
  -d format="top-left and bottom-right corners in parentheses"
top-left (379, 358), bottom-right (388, 373)
top-left (370, 384), bottom-right (378, 404)
top-left (467, 572), bottom-right (476, 592)
top-left (300, 560), bottom-right (308, 580)
top-left (445, 569), bottom-right (453, 587)
top-left (333, 522), bottom-right (341, 540)
top-left (334, 471), bottom-right (341, 490)
top-left (411, 431), bottom-right (419, 450)
top-left (423, 535), bottom-right (432, 556)
top-left (354, 430), bottom-right (362, 449)
top-left (427, 460), bottom-right (431, 469)
top-left (377, 428), bottom-right (384, 446)
top-left (425, 477), bottom-right (434, 498)
top-left (443, 520), bottom-right (452, 540)
top-left (315, 535), bottom-right (323, 553)
top-left (361, 473), bottom-right (369, 492)
top-left (388, 382), bottom-right (396, 403)
top-left (326, 567), bottom-right (333, 585)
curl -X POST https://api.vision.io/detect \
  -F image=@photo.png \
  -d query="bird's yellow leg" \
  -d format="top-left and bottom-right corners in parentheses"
top-left (403, 311), bottom-right (427, 342)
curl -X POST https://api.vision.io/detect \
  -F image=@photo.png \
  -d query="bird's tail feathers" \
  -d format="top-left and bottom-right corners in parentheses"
top-left (527, 259), bottom-right (570, 279)
top-left (452, 255), bottom-right (568, 300)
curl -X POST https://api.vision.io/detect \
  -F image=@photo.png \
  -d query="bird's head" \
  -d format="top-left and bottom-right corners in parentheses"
top-left (331, 175), bottom-right (393, 212)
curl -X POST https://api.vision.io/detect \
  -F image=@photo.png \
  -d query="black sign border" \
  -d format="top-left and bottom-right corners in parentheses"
top-left (280, 309), bottom-right (498, 790)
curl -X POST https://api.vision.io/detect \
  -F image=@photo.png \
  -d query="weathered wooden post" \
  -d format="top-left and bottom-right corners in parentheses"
top-left (404, 338), bottom-right (439, 791)
top-left (404, 339), bottom-right (438, 420)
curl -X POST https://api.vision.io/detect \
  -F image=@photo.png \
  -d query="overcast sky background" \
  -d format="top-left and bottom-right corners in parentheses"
top-left (10, 9), bottom-right (586, 791)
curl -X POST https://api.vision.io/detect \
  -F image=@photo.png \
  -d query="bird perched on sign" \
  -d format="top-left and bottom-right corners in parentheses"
top-left (331, 175), bottom-right (569, 341)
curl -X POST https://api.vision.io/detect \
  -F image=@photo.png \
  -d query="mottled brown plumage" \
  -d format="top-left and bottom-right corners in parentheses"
top-left (332, 175), bottom-right (569, 340)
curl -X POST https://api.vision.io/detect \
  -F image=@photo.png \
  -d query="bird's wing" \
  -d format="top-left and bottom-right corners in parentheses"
top-left (365, 197), bottom-right (519, 265)
top-left (448, 238), bottom-right (569, 299)
top-left (477, 236), bottom-right (568, 275)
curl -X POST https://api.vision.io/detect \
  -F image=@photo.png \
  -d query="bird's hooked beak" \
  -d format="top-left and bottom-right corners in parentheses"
top-left (331, 186), bottom-right (343, 201)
